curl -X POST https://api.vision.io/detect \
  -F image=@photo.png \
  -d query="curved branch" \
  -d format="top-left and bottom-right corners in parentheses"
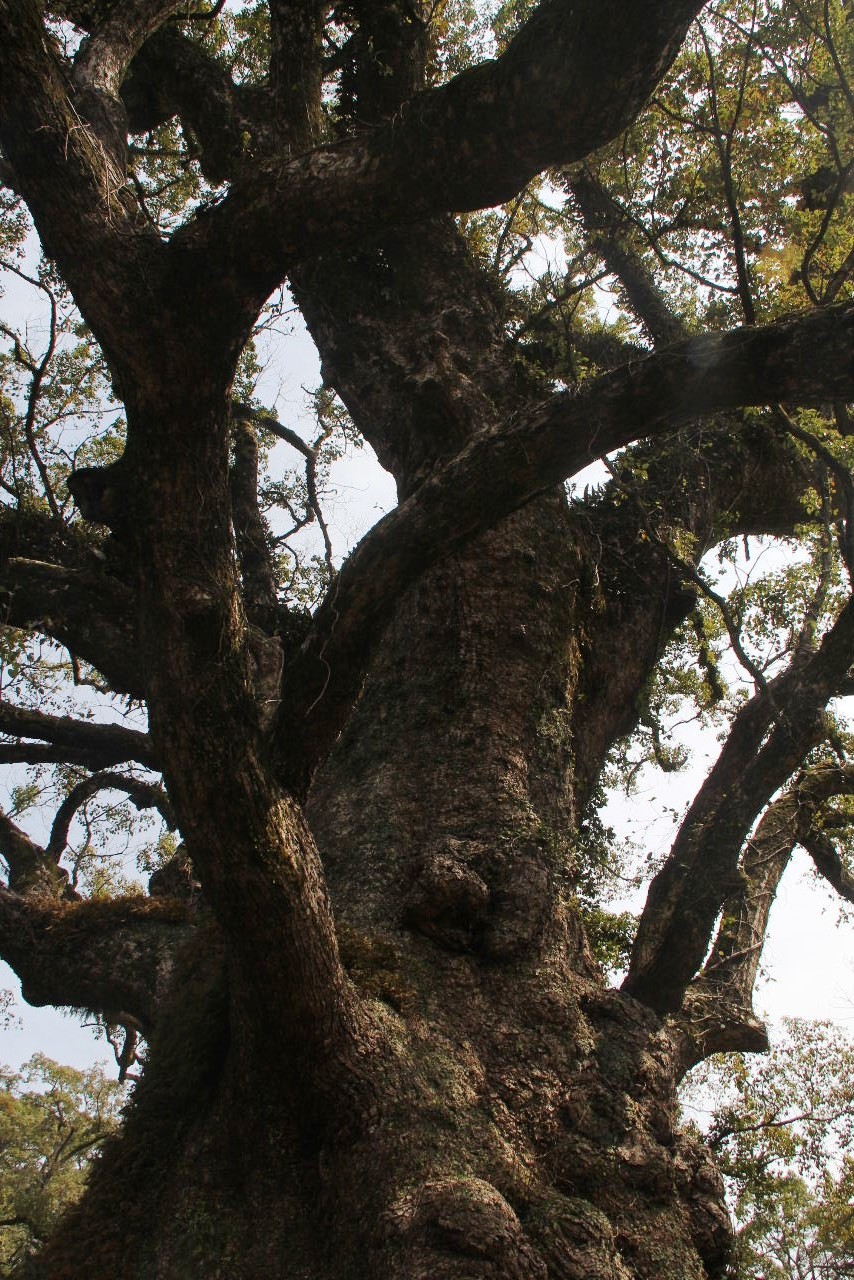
top-left (273, 302), bottom-right (854, 793)
top-left (0, 886), bottom-right (192, 1032)
top-left (47, 771), bottom-right (174, 862)
top-left (73, 1), bottom-right (189, 103)
top-left (172, 0), bottom-right (707, 317)
top-left (122, 25), bottom-right (264, 184)
top-left (671, 992), bottom-right (770, 1076)
top-left (69, 2), bottom-right (191, 178)
top-left (825, 242), bottom-right (854, 306)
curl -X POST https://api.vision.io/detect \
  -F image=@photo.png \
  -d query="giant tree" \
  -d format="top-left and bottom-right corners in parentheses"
top-left (0, 0), bottom-right (853, 1275)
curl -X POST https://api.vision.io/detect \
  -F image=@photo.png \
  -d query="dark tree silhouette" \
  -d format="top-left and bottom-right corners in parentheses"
top-left (0, 0), bottom-right (852, 1275)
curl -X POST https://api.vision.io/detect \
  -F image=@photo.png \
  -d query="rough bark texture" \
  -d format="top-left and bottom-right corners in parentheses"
top-left (1, 1), bottom-right (853, 1277)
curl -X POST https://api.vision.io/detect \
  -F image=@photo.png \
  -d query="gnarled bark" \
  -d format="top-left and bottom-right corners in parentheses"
top-left (2, 1), bottom-right (852, 1276)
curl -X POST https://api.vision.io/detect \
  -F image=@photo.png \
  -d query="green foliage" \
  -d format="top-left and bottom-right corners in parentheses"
top-left (0, 238), bottom-right (121, 518)
top-left (572, 785), bottom-right (638, 974)
top-left (496, 0), bottom-right (853, 383)
top-left (582, 0), bottom-right (852, 323)
top-left (683, 1019), bottom-right (854, 1278)
top-left (426, 0), bottom-right (495, 81)
top-left (0, 1056), bottom-right (124, 1275)
top-left (491, 0), bottom-right (538, 53)
top-left (578, 904), bottom-right (637, 976)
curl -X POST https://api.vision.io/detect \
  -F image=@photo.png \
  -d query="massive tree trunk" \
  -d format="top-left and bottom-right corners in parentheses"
top-left (31, 497), bottom-right (732, 1280)
top-left (1, 1), bottom-right (853, 1277)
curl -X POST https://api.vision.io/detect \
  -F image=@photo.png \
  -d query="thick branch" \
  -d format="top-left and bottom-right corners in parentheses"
top-left (0, 0), bottom-right (160, 365)
top-left (0, 809), bottom-right (60, 895)
top-left (0, 745), bottom-right (146, 768)
top-left (115, 394), bottom-right (367, 1073)
top-left (1, 557), bottom-right (143, 697)
top-left (0, 704), bottom-right (157, 770)
top-left (290, 217), bottom-right (522, 497)
top-left (71, 1), bottom-right (189, 173)
top-left (123, 26), bottom-right (264, 184)
top-left (671, 993), bottom-right (770, 1076)
top-left (624, 602), bottom-right (854, 1014)
top-left (274, 302), bottom-right (854, 792)
top-left (73, 1), bottom-right (189, 102)
top-left (566, 166), bottom-right (688, 347)
top-left (268, 0), bottom-right (326, 142)
top-left (0, 886), bottom-right (191, 1032)
top-left (172, 0), bottom-right (706, 319)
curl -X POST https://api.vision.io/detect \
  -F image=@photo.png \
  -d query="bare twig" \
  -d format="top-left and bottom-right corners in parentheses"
top-left (1, 262), bottom-right (63, 521)
top-left (234, 403), bottom-right (335, 570)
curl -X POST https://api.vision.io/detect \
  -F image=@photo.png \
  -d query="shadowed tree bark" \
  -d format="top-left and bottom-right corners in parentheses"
top-left (0, 0), bottom-right (852, 1276)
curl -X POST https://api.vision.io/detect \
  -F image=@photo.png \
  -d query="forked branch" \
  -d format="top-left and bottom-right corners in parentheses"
top-left (624, 592), bottom-right (854, 1014)
top-left (674, 764), bottom-right (854, 1070)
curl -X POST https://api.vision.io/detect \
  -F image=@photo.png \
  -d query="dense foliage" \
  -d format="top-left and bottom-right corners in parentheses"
top-left (686, 1019), bottom-right (854, 1278)
top-left (0, 1056), bottom-right (122, 1275)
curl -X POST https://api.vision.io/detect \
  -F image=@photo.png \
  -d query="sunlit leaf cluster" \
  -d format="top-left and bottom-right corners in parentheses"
top-left (683, 1019), bottom-right (854, 1278)
top-left (0, 1056), bottom-right (124, 1275)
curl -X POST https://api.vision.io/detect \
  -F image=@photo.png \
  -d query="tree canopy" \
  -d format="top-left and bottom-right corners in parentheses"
top-left (0, 1055), bottom-right (123, 1276)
